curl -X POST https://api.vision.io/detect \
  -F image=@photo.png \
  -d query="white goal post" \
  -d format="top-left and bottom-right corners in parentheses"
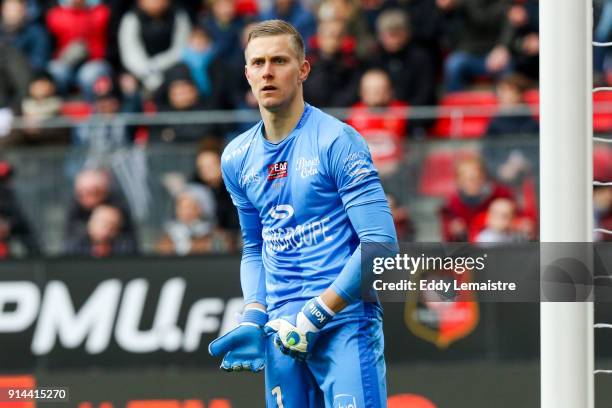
top-left (540, 1), bottom-right (594, 408)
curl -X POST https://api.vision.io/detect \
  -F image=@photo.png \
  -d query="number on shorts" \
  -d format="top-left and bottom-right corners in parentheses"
top-left (271, 386), bottom-right (284, 408)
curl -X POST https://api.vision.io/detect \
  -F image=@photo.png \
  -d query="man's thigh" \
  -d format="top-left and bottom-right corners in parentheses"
top-left (308, 317), bottom-right (387, 408)
top-left (265, 333), bottom-right (323, 408)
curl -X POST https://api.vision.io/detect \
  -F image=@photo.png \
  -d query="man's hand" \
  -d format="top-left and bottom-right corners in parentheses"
top-left (265, 297), bottom-right (335, 361)
top-left (208, 308), bottom-right (267, 372)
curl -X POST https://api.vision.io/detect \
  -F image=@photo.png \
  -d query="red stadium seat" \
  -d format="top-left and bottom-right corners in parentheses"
top-left (60, 101), bottom-right (92, 121)
top-left (594, 90), bottom-right (612, 133)
top-left (594, 146), bottom-right (612, 182)
top-left (418, 149), bottom-right (478, 197)
top-left (431, 91), bottom-right (498, 138)
top-left (523, 89), bottom-right (540, 120)
top-left (526, 89), bottom-right (612, 132)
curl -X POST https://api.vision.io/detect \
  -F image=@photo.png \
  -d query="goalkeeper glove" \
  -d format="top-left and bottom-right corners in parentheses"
top-left (208, 308), bottom-right (267, 372)
top-left (265, 297), bottom-right (335, 361)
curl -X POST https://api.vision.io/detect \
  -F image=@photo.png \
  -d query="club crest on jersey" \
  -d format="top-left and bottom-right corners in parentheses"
top-left (268, 161), bottom-right (288, 180)
top-left (268, 204), bottom-right (294, 220)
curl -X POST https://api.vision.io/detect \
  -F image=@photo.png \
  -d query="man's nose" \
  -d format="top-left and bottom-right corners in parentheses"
top-left (262, 61), bottom-right (274, 78)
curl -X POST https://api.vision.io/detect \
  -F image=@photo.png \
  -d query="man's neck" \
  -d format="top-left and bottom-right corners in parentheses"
top-left (260, 98), bottom-right (305, 144)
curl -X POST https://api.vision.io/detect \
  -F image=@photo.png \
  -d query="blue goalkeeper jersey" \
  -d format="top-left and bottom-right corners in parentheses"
top-left (221, 104), bottom-right (396, 314)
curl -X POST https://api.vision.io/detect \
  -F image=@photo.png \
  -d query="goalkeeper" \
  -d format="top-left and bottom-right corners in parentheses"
top-left (208, 19), bottom-right (398, 408)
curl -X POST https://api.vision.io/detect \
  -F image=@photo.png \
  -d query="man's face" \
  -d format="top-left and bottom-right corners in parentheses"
top-left (318, 20), bottom-right (344, 56)
top-left (497, 82), bottom-right (522, 106)
top-left (88, 207), bottom-right (122, 243)
top-left (138, 0), bottom-right (169, 17)
top-left (457, 161), bottom-right (486, 197)
top-left (197, 151), bottom-right (222, 187)
top-left (487, 199), bottom-right (515, 232)
top-left (2, 0), bottom-right (26, 27)
top-left (169, 81), bottom-right (198, 110)
top-left (176, 193), bottom-right (202, 224)
top-left (212, 0), bottom-right (235, 24)
top-left (75, 172), bottom-right (109, 209)
top-left (360, 72), bottom-right (392, 107)
top-left (245, 35), bottom-right (310, 112)
top-left (378, 28), bottom-right (408, 53)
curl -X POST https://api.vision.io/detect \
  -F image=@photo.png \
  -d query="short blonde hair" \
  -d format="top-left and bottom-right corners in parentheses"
top-left (246, 19), bottom-right (305, 60)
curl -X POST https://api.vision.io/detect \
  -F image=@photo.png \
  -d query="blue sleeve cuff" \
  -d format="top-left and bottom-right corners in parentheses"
top-left (241, 308), bottom-right (268, 327)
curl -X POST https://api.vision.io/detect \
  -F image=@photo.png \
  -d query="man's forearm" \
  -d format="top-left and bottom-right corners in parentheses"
top-left (320, 288), bottom-right (348, 313)
top-left (245, 302), bottom-right (267, 312)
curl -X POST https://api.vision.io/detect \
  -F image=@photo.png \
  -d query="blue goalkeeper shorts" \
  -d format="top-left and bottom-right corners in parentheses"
top-left (264, 301), bottom-right (387, 408)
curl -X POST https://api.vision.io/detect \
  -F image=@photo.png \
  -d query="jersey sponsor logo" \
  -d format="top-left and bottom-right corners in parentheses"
top-left (295, 156), bottom-right (319, 178)
top-left (334, 394), bottom-right (357, 408)
top-left (268, 161), bottom-right (288, 180)
top-left (223, 140), bottom-right (252, 163)
top-left (268, 204), bottom-right (294, 220)
top-left (241, 167), bottom-right (262, 187)
top-left (262, 217), bottom-right (332, 252)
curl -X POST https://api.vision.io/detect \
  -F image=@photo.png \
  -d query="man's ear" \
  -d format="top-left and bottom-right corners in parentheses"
top-left (245, 65), bottom-right (252, 86)
top-left (299, 59), bottom-right (311, 83)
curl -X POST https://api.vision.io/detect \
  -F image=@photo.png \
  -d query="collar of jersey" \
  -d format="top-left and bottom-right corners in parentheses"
top-left (260, 103), bottom-right (312, 147)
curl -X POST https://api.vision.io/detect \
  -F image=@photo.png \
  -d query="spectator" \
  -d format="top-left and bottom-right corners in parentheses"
top-left (65, 168), bottom-right (136, 243)
top-left (14, 71), bottom-right (69, 145)
top-left (226, 20), bottom-right (262, 134)
top-left (594, 185), bottom-right (612, 242)
top-left (46, 0), bottom-right (112, 99)
top-left (500, 0), bottom-right (539, 81)
top-left (192, 145), bottom-right (240, 232)
top-left (440, 156), bottom-right (514, 241)
top-left (0, 160), bottom-right (40, 257)
top-left (181, 27), bottom-right (217, 97)
top-left (318, 0), bottom-right (376, 58)
top-left (488, 74), bottom-right (538, 136)
top-left (303, 19), bottom-right (361, 108)
top-left (0, 42), bottom-right (31, 114)
top-left (0, 0), bottom-right (50, 71)
top-left (259, 0), bottom-right (316, 45)
top-left (475, 197), bottom-right (526, 243)
top-left (119, 0), bottom-right (191, 92)
top-left (371, 8), bottom-right (436, 107)
top-left (201, 0), bottom-right (244, 66)
top-left (393, 0), bottom-right (444, 66)
top-left (386, 192), bottom-right (415, 241)
top-left (438, 0), bottom-right (512, 91)
top-left (179, 27), bottom-right (236, 109)
top-left (156, 183), bottom-right (233, 255)
top-left (65, 204), bottom-right (138, 257)
top-left (152, 65), bottom-right (223, 143)
top-left (595, 0), bottom-right (611, 85)
top-left (484, 74), bottom-right (538, 186)
top-left (71, 75), bottom-right (142, 162)
top-left (346, 69), bottom-right (407, 177)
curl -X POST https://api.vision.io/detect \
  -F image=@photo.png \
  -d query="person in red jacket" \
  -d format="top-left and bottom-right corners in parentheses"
top-left (346, 68), bottom-right (408, 177)
top-left (440, 156), bottom-right (514, 241)
top-left (46, 0), bottom-right (111, 99)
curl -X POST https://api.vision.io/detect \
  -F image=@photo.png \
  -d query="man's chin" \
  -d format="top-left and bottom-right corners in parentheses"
top-left (259, 99), bottom-right (285, 112)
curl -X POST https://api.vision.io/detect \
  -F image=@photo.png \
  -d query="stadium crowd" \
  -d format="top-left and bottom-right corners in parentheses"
top-left (0, 0), bottom-right (611, 257)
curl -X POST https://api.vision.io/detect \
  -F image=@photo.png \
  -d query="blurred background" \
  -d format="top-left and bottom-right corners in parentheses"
top-left (0, 0), bottom-right (611, 406)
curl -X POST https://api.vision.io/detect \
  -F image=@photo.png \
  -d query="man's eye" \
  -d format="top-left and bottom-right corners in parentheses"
top-left (274, 58), bottom-right (285, 64)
